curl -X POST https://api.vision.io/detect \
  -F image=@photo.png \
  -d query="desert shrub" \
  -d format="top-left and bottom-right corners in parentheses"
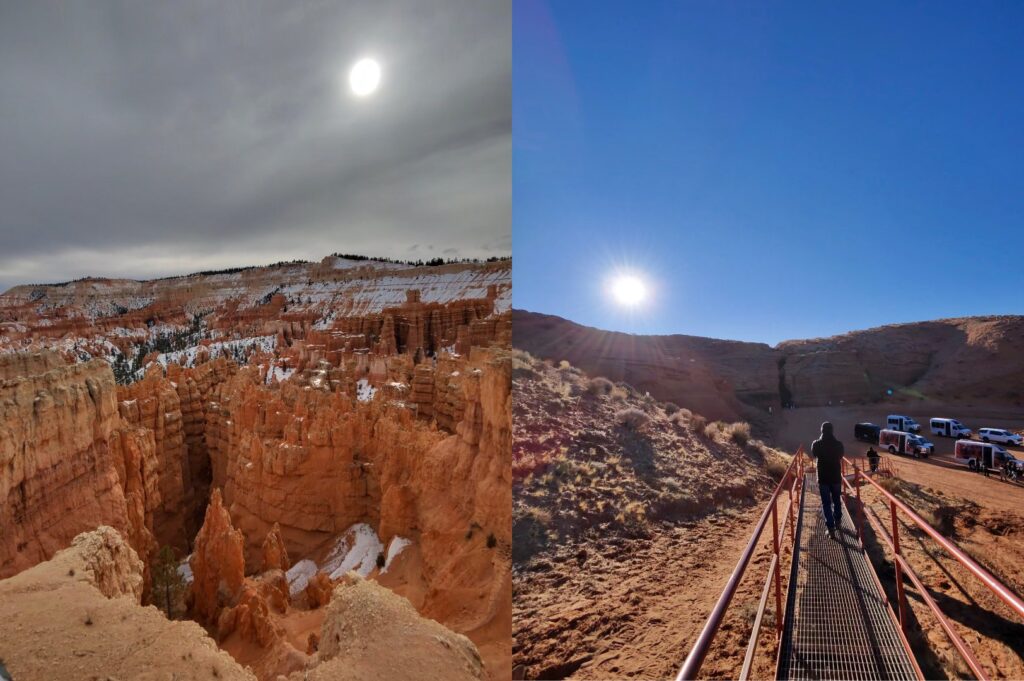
top-left (664, 402), bottom-right (680, 415)
top-left (586, 376), bottom-right (614, 396)
top-left (616, 408), bottom-right (650, 430)
top-left (878, 477), bottom-right (903, 496)
top-left (690, 413), bottom-right (708, 432)
top-left (703, 420), bottom-right (726, 439)
top-left (558, 360), bottom-right (571, 370)
top-left (616, 501), bottom-right (648, 534)
top-left (728, 422), bottom-right (752, 446)
top-left (766, 456), bottom-right (789, 481)
top-left (609, 385), bottom-right (629, 403)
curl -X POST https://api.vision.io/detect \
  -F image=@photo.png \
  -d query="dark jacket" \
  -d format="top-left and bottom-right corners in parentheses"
top-left (812, 433), bottom-right (845, 484)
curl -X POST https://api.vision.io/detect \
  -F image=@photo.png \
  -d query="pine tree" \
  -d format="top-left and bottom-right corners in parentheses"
top-left (151, 545), bottom-right (186, 619)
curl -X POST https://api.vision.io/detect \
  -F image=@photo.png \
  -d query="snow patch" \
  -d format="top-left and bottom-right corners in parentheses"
top-left (322, 523), bottom-right (384, 579)
top-left (177, 556), bottom-right (194, 585)
top-left (382, 536), bottom-right (412, 574)
top-left (356, 378), bottom-right (376, 402)
top-left (286, 559), bottom-right (318, 596)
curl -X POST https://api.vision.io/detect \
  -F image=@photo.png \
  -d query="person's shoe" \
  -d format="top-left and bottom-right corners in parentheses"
top-left (827, 527), bottom-right (837, 540)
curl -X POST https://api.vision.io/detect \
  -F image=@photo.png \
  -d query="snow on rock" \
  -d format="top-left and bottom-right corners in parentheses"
top-left (177, 556), bottom-right (194, 585)
top-left (286, 559), bottom-right (319, 597)
top-left (356, 378), bottom-right (376, 402)
top-left (322, 523), bottom-right (384, 579)
top-left (382, 536), bottom-right (412, 574)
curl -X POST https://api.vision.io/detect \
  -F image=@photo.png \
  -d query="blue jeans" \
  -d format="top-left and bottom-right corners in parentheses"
top-left (819, 482), bottom-right (843, 530)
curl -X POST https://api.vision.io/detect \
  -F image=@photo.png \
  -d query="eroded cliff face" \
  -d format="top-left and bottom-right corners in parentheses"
top-left (0, 255), bottom-right (511, 681)
top-left (514, 310), bottom-right (1024, 422)
top-left (0, 353), bottom-right (141, 577)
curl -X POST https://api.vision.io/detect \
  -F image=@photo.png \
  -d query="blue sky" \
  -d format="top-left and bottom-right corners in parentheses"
top-left (513, 1), bottom-right (1024, 345)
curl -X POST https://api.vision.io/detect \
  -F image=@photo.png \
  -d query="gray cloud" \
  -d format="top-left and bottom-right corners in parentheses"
top-left (0, 0), bottom-right (510, 290)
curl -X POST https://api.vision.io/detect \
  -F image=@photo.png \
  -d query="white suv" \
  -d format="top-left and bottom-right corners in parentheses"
top-left (978, 428), bottom-right (1023, 446)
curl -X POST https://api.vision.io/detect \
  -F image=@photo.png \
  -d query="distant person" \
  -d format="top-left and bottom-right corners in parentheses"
top-left (811, 421), bottom-right (845, 539)
top-left (867, 446), bottom-right (880, 474)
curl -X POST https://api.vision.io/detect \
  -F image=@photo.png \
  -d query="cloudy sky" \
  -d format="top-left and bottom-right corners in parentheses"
top-left (0, 1), bottom-right (510, 291)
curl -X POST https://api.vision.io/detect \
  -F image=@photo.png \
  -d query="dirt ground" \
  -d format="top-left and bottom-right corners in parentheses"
top-left (513, 504), bottom-right (789, 680)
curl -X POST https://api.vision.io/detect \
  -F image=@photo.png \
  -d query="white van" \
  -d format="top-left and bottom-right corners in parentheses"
top-left (879, 429), bottom-right (933, 458)
top-left (930, 417), bottom-right (972, 439)
top-left (887, 415), bottom-right (920, 433)
top-left (953, 440), bottom-right (1008, 471)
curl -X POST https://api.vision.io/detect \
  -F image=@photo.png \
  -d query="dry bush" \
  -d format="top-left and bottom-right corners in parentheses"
top-left (703, 420), bottom-right (726, 439)
top-left (616, 500), bottom-right (648, 533)
top-left (878, 477), bottom-right (903, 496)
top-left (690, 413), bottom-right (708, 432)
top-left (664, 402), bottom-right (680, 415)
top-left (586, 376), bottom-right (614, 396)
top-left (766, 456), bottom-right (790, 481)
top-left (610, 385), bottom-right (629, 403)
top-left (728, 422), bottom-right (752, 446)
top-left (616, 407), bottom-right (650, 430)
top-left (558, 359), bottom-right (571, 370)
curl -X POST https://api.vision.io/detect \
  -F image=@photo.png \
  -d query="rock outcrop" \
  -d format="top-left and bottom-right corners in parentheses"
top-left (0, 356), bottom-right (139, 577)
top-left (0, 526), bottom-right (254, 681)
top-left (189, 488), bottom-right (246, 624)
top-left (296, 577), bottom-right (485, 681)
top-left (514, 309), bottom-right (1024, 422)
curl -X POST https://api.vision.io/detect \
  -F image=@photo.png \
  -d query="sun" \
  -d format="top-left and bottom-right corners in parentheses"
top-left (610, 274), bottom-right (647, 307)
top-left (348, 58), bottom-right (381, 97)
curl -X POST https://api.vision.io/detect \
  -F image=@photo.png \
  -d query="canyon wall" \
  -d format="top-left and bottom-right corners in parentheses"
top-left (0, 352), bottom-right (146, 577)
top-left (513, 310), bottom-right (1024, 423)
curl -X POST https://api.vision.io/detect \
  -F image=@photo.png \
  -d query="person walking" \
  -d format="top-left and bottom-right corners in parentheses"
top-left (867, 446), bottom-right (880, 474)
top-left (811, 421), bottom-right (845, 539)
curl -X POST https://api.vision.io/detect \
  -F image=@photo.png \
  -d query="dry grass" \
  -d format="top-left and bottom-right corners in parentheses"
top-left (663, 402), bottom-right (680, 415)
top-left (616, 407), bottom-right (650, 430)
top-left (586, 376), bottom-right (614, 396)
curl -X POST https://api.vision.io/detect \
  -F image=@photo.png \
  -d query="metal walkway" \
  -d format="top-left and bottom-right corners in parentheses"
top-left (777, 473), bottom-right (919, 680)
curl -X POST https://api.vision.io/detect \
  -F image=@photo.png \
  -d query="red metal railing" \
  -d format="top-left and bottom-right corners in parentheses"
top-left (675, 447), bottom-right (806, 681)
top-left (841, 457), bottom-right (1024, 681)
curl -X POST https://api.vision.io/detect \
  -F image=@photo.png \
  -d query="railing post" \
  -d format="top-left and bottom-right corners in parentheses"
top-left (890, 498), bottom-right (907, 631)
top-left (855, 465), bottom-right (864, 546)
top-left (771, 501), bottom-right (783, 637)
top-left (787, 481), bottom-right (795, 545)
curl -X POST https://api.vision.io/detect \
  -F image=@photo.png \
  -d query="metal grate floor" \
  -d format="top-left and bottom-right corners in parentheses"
top-left (777, 474), bottom-right (919, 680)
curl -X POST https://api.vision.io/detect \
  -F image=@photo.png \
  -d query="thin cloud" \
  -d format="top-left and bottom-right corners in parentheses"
top-left (0, 1), bottom-right (510, 290)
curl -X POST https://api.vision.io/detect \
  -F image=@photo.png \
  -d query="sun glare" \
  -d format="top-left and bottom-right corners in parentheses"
top-left (610, 274), bottom-right (647, 307)
top-left (348, 58), bottom-right (381, 97)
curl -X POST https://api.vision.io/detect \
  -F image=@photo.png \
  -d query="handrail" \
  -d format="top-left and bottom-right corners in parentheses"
top-left (842, 456), bottom-right (1024, 681)
top-left (675, 446), bottom-right (805, 681)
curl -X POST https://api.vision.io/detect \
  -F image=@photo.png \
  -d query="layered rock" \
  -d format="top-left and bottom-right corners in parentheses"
top-left (514, 309), bottom-right (1024, 422)
top-left (0, 357), bottom-right (136, 577)
top-left (261, 522), bottom-right (291, 572)
top-left (189, 488), bottom-right (246, 624)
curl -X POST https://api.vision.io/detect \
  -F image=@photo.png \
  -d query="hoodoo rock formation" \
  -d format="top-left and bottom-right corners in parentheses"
top-left (0, 255), bottom-right (511, 681)
top-left (514, 310), bottom-right (1024, 424)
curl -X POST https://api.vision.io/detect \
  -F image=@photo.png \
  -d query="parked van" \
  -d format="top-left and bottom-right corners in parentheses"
top-left (879, 429), bottom-right (933, 458)
top-left (854, 423), bottom-right (881, 443)
top-left (930, 417), bottom-right (972, 439)
top-left (887, 414), bottom-right (920, 433)
top-left (953, 440), bottom-right (1008, 471)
